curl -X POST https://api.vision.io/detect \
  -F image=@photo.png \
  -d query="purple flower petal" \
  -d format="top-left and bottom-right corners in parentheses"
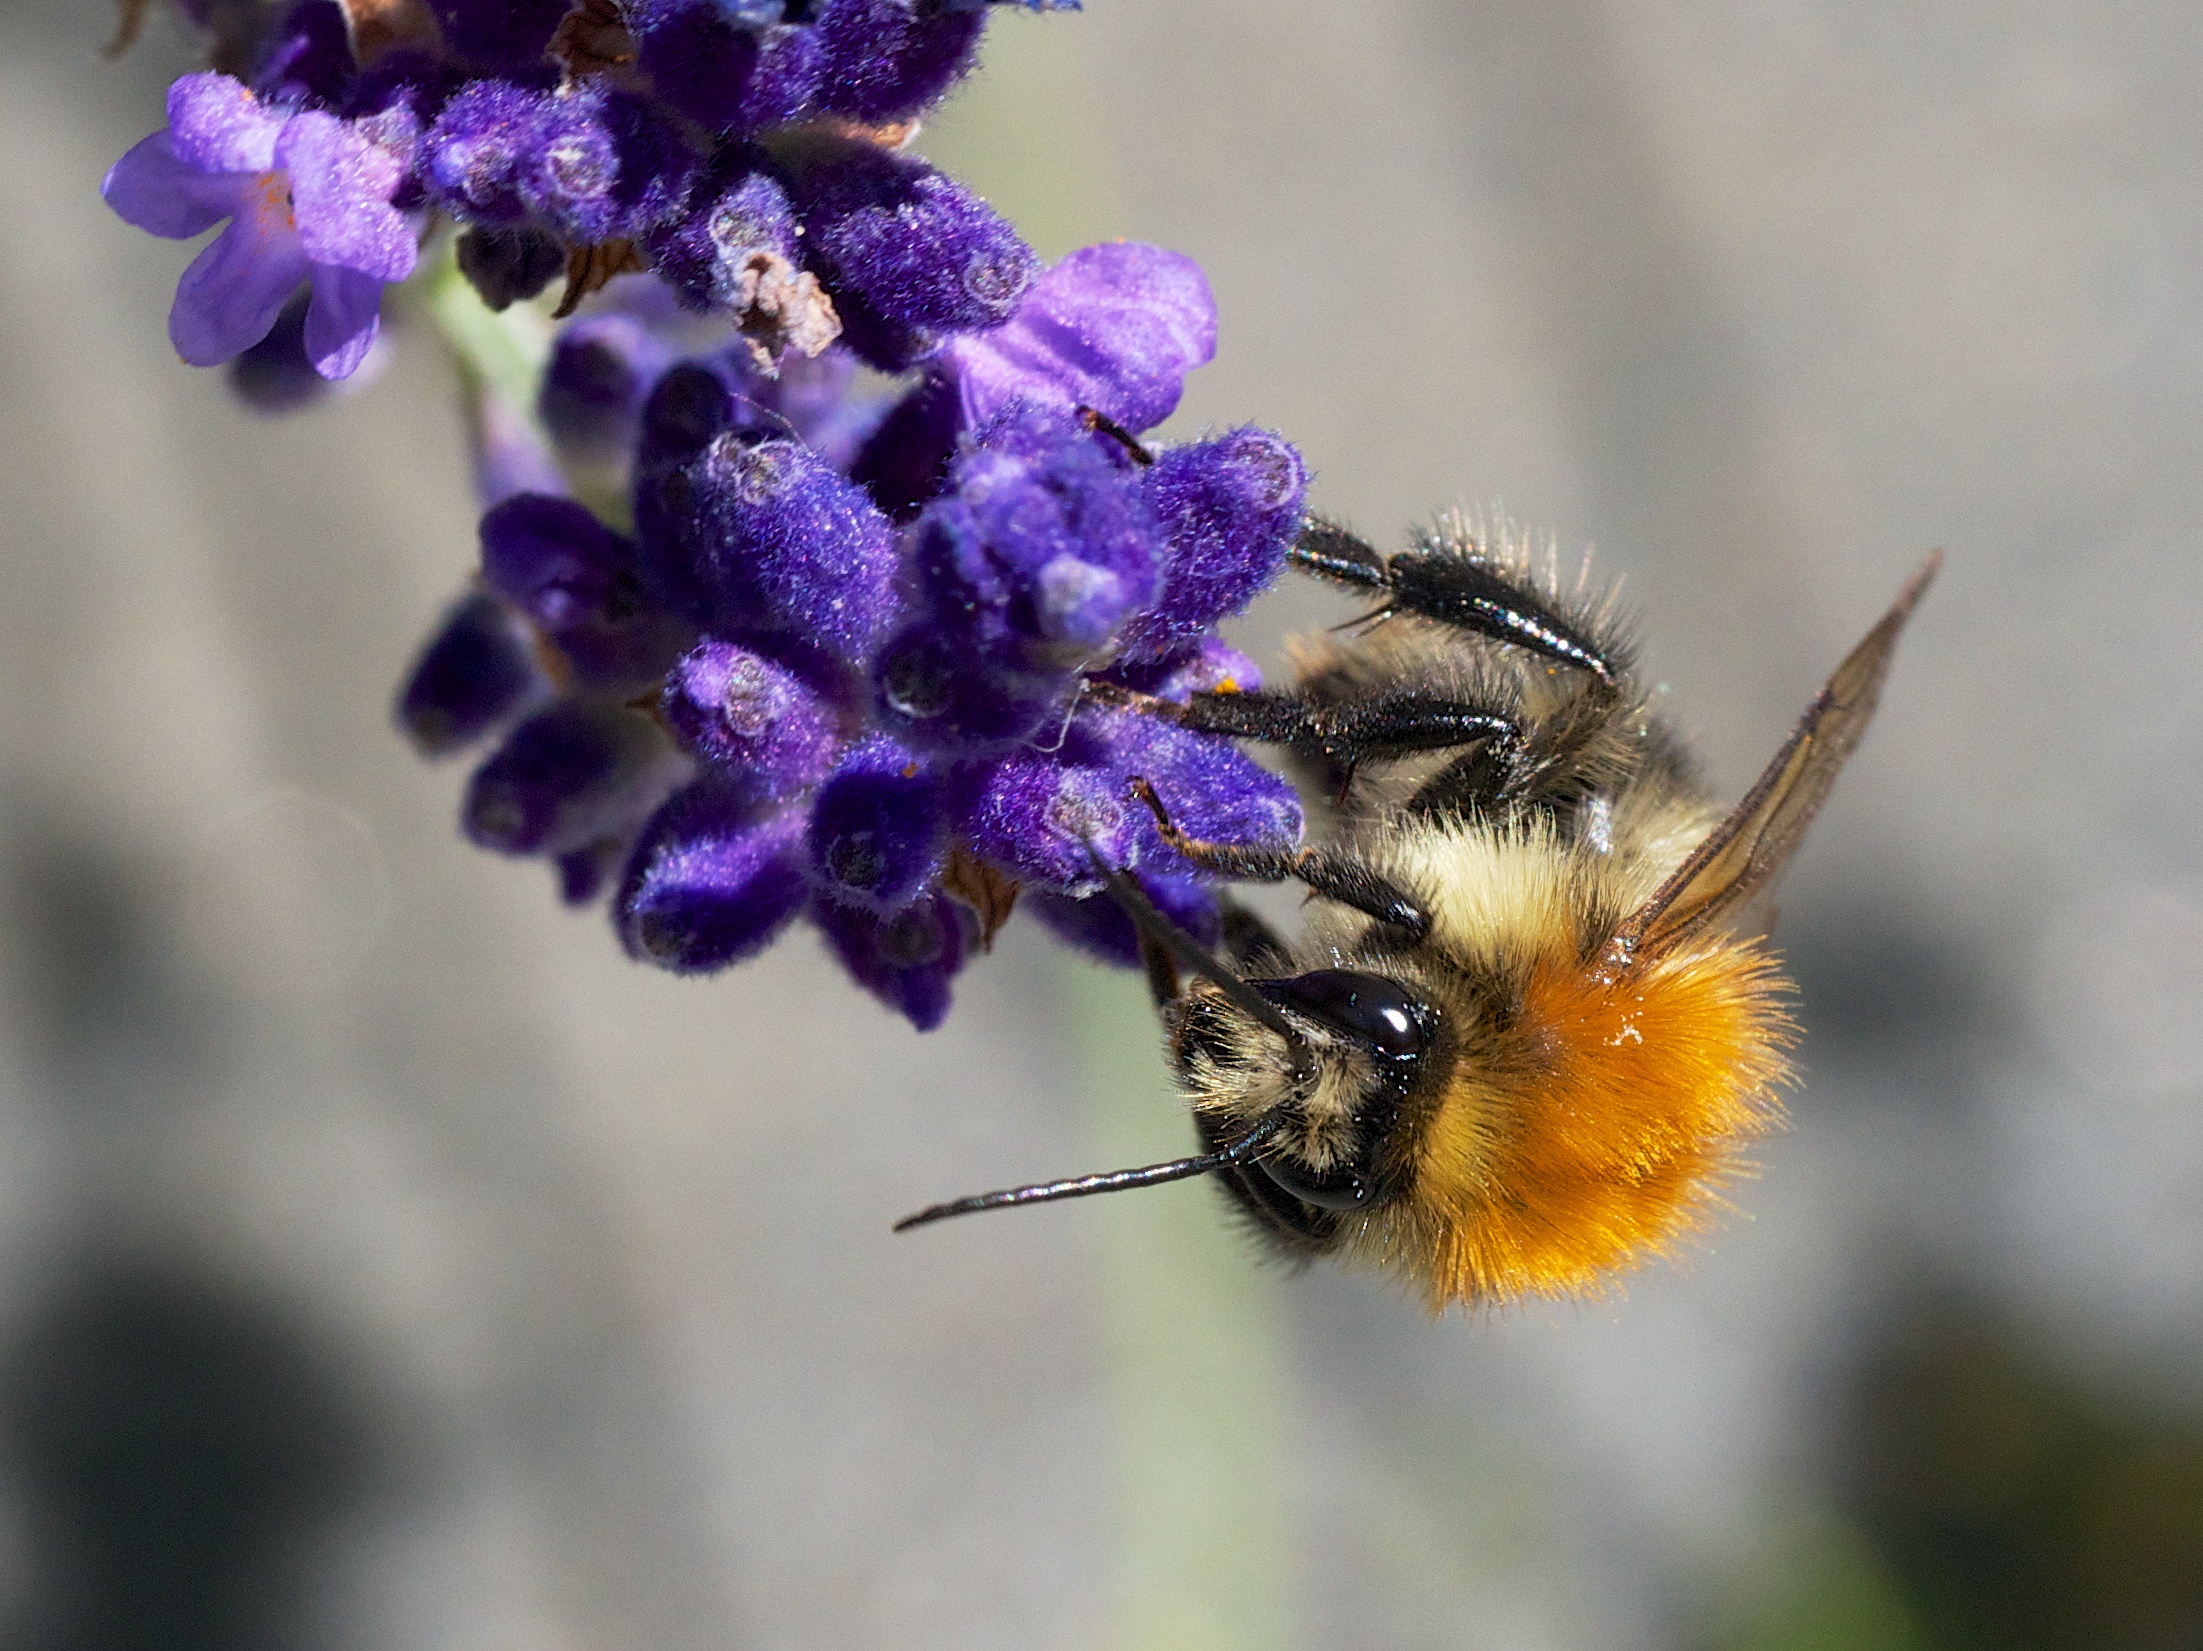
top-left (1026, 867), bottom-right (1220, 969)
top-left (662, 640), bottom-right (841, 801)
top-left (101, 130), bottom-right (248, 239)
top-left (278, 111), bottom-right (417, 282)
top-left (945, 243), bottom-right (1217, 432)
top-left (806, 734), bottom-right (944, 915)
top-left (954, 747), bottom-right (1135, 893)
top-left (302, 261), bottom-right (385, 379)
top-left (813, 893), bottom-right (971, 1031)
top-left (395, 591), bottom-right (545, 757)
top-left (169, 214), bottom-right (310, 365)
top-left (166, 73), bottom-right (283, 174)
top-left (1114, 426), bottom-right (1306, 664)
top-left (617, 782), bottom-right (810, 973)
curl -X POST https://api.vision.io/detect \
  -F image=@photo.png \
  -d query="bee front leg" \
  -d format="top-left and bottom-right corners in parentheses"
top-left (1129, 779), bottom-right (1431, 942)
top-left (1294, 519), bottom-right (1622, 684)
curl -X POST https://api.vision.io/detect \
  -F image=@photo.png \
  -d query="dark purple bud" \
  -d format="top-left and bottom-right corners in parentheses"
top-left (335, 57), bottom-right (464, 148)
top-left (635, 359), bottom-right (742, 479)
top-left (870, 619), bottom-right (1071, 756)
top-left (616, 780), bottom-right (809, 972)
top-left (227, 289), bottom-right (334, 413)
top-left (463, 701), bottom-right (683, 856)
top-left (556, 834), bottom-right (630, 907)
top-left (456, 224), bottom-right (567, 310)
top-left (423, 0), bottom-right (570, 73)
top-left (647, 157), bottom-right (795, 308)
top-left (633, 367), bottom-right (748, 625)
top-left (253, 0), bottom-right (356, 107)
top-left (540, 313), bottom-right (677, 469)
top-left (813, 892), bottom-right (972, 1031)
top-left (626, 0), bottom-right (822, 134)
top-left (422, 79), bottom-right (550, 227)
top-left (812, 0), bottom-right (983, 124)
top-left (780, 142), bottom-right (1035, 371)
top-left (395, 590), bottom-right (543, 757)
top-left (849, 370), bottom-right (960, 521)
top-left (1027, 867), bottom-right (1220, 969)
top-left (520, 88), bottom-right (697, 245)
top-left (646, 434), bottom-right (901, 659)
top-left (944, 241), bottom-right (1217, 432)
top-left (953, 746), bottom-right (1134, 893)
top-left (920, 407), bottom-right (1164, 657)
top-left (1113, 427), bottom-right (1306, 665)
top-left (662, 640), bottom-right (841, 802)
top-left (478, 494), bottom-right (689, 689)
top-left (806, 734), bottom-right (944, 914)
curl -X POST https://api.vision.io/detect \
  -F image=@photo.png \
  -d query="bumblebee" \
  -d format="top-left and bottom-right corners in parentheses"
top-left (900, 517), bottom-right (1937, 1309)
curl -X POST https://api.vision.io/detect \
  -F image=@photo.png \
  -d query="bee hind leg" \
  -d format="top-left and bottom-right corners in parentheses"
top-left (1129, 778), bottom-right (1430, 942)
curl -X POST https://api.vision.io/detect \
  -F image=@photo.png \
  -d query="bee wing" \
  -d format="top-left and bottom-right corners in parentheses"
top-left (1610, 552), bottom-right (1940, 962)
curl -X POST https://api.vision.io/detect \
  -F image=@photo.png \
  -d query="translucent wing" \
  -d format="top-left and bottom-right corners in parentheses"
top-left (1607, 552), bottom-right (1940, 966)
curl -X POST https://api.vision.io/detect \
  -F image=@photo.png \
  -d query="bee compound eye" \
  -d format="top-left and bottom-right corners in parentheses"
top-left (1257, 970), bottom-right (1429, 1057)
top-left (1255, 1153), bottom-right (1378, 1212)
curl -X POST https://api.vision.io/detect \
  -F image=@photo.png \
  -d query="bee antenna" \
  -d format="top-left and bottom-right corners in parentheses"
top-left (893, 1116), bottom-right (1285, 1233)
top-left (1082, 848), bottom-right (1316, 1081)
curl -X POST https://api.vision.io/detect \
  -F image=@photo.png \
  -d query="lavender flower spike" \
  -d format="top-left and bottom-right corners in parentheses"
top-left (103, 73), bottom-right (418, 379)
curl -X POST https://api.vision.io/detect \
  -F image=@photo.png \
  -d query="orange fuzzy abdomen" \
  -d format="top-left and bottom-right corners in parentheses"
top-left (1413, 942), bottom-right (1793, 1308)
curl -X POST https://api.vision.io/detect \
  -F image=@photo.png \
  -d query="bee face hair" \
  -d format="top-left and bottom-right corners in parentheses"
top-left (897, 514), bottom-right (1936, 1310)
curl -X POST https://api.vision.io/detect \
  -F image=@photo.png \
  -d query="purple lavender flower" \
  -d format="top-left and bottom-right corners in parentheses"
top-left (388, 222), bottom-right (1310, 1026)
top-left (109, 0), bottom-right (1320, 1033)
top-left (807, 733), bottom-right (946, 915)
top-left (102, 73), bottom-right (419, 379)
top-left (478, 493), bottom-right (694, 690)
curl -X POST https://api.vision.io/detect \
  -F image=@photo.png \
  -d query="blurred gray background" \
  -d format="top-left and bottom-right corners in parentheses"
top-left (4, 2), bottom-right (2203, 1647)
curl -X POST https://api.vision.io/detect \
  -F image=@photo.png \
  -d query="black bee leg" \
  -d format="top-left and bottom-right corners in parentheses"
top-left (1136, 931), bottom-right (1181, 1008)
top-left (1139, 893), bottom-right (1288, 1006)
top-left (1077, 405), bottom-right (1155, 466)
top-left (1293, 517), bottom-right (1621, 684)
top-left (1085, 681), bottom-right (1520, 807)
top-left (1176, 687), bottom-right (1520, 769)
top-left (1129, 779), bottom-right (1432, 941)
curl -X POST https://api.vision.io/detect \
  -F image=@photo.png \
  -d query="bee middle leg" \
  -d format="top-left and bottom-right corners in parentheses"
top-left (1093, 680), bottom-right (1520, 803)
top-left (1129, 778), bottom-right (1431, 942)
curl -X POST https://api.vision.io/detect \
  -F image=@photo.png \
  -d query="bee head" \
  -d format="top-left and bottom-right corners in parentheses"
top-left (891, 861), bottom-right (1442, 1239)
top-left (1172, 968), bottom-right (1440, 1242)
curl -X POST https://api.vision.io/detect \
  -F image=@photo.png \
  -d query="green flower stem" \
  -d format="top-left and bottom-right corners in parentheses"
top-left (1063, 957), bottom-right (1297, 1651)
